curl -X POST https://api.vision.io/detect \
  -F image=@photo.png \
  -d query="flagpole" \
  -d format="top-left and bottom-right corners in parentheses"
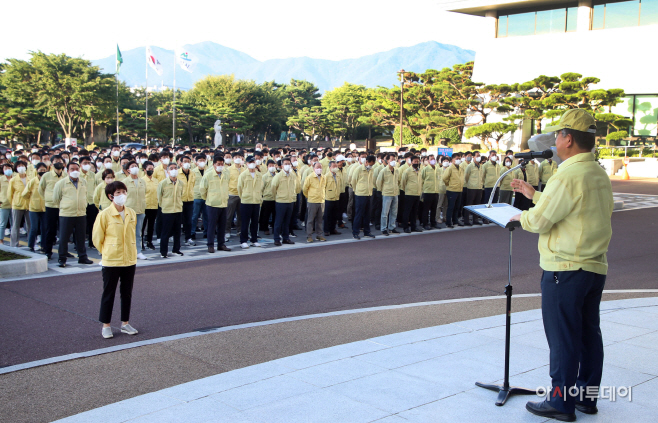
top-left (173, 50), bottom-right (176, 147)
top-left (145, 48), bottom-right (149, 145)
top-left (116, 59), bottom-right (119, 145)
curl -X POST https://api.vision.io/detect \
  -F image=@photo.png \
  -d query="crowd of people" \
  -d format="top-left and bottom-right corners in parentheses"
top-left (0, 143), bottom-right (562, 260)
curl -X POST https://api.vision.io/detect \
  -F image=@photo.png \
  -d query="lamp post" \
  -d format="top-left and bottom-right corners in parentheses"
top-left (397, 69), bottom-right (405, 148)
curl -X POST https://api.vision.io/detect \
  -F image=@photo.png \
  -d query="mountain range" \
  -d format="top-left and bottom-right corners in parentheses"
top-left (92, 41), bottom-right (474, 93)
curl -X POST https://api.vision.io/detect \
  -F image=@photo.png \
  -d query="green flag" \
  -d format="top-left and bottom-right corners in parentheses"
top-left (116, 44), bottom-right (123, 74)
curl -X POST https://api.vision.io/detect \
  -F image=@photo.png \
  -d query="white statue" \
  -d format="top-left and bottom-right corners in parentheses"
top-left (213, 120), bottom-right (223, 147)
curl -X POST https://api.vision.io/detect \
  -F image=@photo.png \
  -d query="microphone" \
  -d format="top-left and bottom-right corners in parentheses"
top-left (514, 149), bottom-right (553, 160)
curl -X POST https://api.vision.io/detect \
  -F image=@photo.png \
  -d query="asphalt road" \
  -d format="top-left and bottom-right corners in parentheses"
top-left (1, 192), bottom-right (656, 369)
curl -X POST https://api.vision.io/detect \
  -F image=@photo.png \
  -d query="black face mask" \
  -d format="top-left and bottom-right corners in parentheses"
top-left (38, 172), bottom-right (46, 177)
top-left (146, 170), bottom-right (154, 176)
top-left (412, 163), bottom-right (420, 170)
top-left (53, 163), bottom-right (64, 170)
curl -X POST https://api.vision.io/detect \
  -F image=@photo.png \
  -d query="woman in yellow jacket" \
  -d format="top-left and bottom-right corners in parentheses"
top-left (141, 161), bottom-right (159, 251)
top-left (8, 161), bottom-right (31, 247)
top-left (94, 169), bottom-right (115, 211)
top-left (499, 156), bottom-right (516, 205)
top-left (22, 163), bottom-right (47, 252)
top-left (236, 156), bottom-right (263, 249)
top-left (0, 162), bottom-right (14, 244)
top-left (92, 180), bottom-right (138, 340)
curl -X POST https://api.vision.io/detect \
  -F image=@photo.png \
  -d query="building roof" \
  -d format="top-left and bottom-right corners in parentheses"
top-left (437, 0), bottom-right (577, 16)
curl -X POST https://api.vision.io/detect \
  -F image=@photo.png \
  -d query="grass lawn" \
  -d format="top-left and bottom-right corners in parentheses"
top-left (0, 250), bottom-right (29, 261)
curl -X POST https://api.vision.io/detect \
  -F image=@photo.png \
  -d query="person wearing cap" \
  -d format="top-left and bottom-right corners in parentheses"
top-left (237, 156), bottom-right (263, 249)
top-left (200, 156), bottom-right (231, 253)
top-left (510, 109), bottom-right (612, 422)
top-left (538, 157), bottom-right (558, 191)
top-left (302, 162), bottom-right (326, 243)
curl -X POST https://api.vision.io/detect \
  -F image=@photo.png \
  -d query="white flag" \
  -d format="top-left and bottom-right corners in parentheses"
top-left (146, 46), bottom-right (164, 76)
top-left (175, 47), bottom-right (198, 73)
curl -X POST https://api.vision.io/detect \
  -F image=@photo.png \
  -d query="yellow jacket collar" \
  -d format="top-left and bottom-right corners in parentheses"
top-left (557, 152), bottom-right (595, 172)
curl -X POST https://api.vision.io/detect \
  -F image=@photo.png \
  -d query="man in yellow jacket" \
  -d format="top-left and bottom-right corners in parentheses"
top-left (323, 161), bottom-right (342, 237)
top-left (93, 180), bottom-right (139, 339)
top-left (237, 156), bottom-right (263, 249)
top-left (376, 153), bottom-right (400, 236)
top-left (302, 162), bottom-right (326, 243)
top-left (463, 152), bottom-right (484, 226)
top-left (178, 155), bottom-right (196, 246)
top-left (510, 109), bottom-right (612, 421)
top-left (157, 162), bottom-right (185, 258)
top-left (350, 155), bottom-right (376, 240)
top-left (226, 151), bottom-right (245, 239)
top-left (270, 158), bottom-right (300, 246)
top-left (8, 161), bottom-right (30, 247)
top-left (441, 153), bottom-right (464, 228)
top-left (199, 156), bottom-right (231, 253)
top-left (420, 155), bottom-right (441, 230)
top-left (38, 155), bottom-right (67, 259)
top-left (259, 160), bottom-right (278, 236)
top-left (52, 162), bottom-right (94, 267)
top-left (22, 162), bottom-right (47, 252)
top-left (400, 156), bottom-right (423, 233)
top-left (538, 158), bottom-right (558, 191)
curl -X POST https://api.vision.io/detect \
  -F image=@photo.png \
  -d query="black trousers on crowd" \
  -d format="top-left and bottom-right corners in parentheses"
top-left (323, 200), bottom-right (339, 233)
top-left (44, 207), bottom-right (60, 256)
top-left (86, 204), bottom-right (98, 248)
top-left (373, 190), bottom-right (383, 227)
top-left (352, 195), bottom-right (372, 236)
top-left (160, 212), bottom-right (182, 256)
top-left (445, 191), bottom-right (462, 226)
top-left (421, 193), bottom-right (439, 227)
top-left (58, 216), bottom-right (87, 264)
top-left (541, 270), bottom-right (606, 414)
top-left (338, 190), bottom-right (348, 223)
top-left (397, 190), bottom-right (406, 224)
top-left (182, 201), bottom-right (194, 240)
top-left (206, 206), bottom-right (227, 247)
top-left (142, 208), bottom-right (157, 244)
top-left (240, 203), bottom-right (260, 244)
top-left (155, 207), bottom-right (163, 239)
top-left (299, 194), bottom-right (307, 224)
top-left (99, 265), bottom-right (136, 324)
top-left (463, 188), bottom-right (483, 225)
top-left (259, 200), bottom-right (276, 232)
top-left (402, 195), bottom-right (420, 230)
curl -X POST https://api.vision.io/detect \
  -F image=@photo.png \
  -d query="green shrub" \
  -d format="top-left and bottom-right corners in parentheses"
top-left (435, 128), bottom-right (461, 146)
top-left (392, 127), bottom-right (423, 145)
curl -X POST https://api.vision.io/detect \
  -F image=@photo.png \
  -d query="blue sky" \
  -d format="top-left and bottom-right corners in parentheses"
top-left (3, 0), bottom-right (485, 62)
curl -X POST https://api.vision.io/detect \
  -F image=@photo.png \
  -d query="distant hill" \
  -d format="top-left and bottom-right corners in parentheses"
top-left (93, 41), bottom-right (474, 92)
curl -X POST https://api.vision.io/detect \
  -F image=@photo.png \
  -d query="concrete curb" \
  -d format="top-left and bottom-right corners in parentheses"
top-left (0, 243), bottom-right (48, 278)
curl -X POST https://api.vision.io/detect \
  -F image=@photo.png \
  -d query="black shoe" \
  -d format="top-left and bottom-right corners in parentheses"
top-left (46, 254), bottom-right (52, 260)
top-left (292, 225), bottom-right (302, 230)
top-left (78, 258), bottom-right (93, 265)
top-left (390, 229), bottom-right (400, 234)
top-left (382, 230), bottom-right (389, 236)
top-left (289, 232), bottom-right (297, 238)
top-left (404, 228), bottom-right (411, 234)
top-left (575, 402), bottom-right (598, 415)
top-left (353, 235), bottom-right (361, 240)
top-left (29, 248), bottom-right (35, 253)
top-left (58, 261), bottom-right (66, 268)
top-left (423, 225), bottom-right (432, 230)
top-left (330, 230), bottom-right (341, 235)
top-left (282, 239), bottom-right (295, 245)
top-left (65, 252), bottom-right (74, 258)
top-left (274, 241), bottom-right (282, 246)
top-left (161, 254), bottom-right (168, 258)
top-left (525, 401), bottom-right (576, 422)
top-left (474, 220), bottom-right (483, 226)
top-left (457, 222), bottom-right (465, 227)
top-left (413, 228), bottom-right (423, 233)
top-left (324, 232), bottom-right (331, 236)
top-left (191, 233), bottom-right (196, 240)
top-left (208, 246), bottom-right (215, 253)
top-left (171, 251), bottom-right (184, 256)
top-left (363, 233), bottom-right (375, 238)
top-left (146, 242), bottom-right (155, 250)
top-left (218, 245), bottom-right (231, 252)
top-left (446, 224), bottom-right (454, 229)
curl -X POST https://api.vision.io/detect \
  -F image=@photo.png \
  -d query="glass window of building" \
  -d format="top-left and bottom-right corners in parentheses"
top-left (641, 0), bottom-right (658, 25)
top-left (536, 9), bottom-right (567, 34)
top-left (498, 6), bottom-right (582, 37)
top-left (566, 7), bottom-right (579, 31)
top-left (605, 1), bottom-right (640, 29)
top-left (633, 95), bottom-right (658, 136)
top-left (507, 11), bottom-right (537, 36)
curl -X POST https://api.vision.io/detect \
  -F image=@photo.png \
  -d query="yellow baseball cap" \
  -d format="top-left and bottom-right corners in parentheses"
top-left (544, 109), bottom-right (597, 134)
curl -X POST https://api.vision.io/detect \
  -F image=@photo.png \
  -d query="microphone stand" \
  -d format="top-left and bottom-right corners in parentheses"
top-left (475, 160), bottom-right (537, 406)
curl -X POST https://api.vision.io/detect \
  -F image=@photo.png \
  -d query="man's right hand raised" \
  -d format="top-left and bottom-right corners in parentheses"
top-left (511, 179), bottom-right (535, 200)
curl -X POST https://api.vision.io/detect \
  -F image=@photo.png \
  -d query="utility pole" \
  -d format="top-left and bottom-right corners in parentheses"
top-left (397, 69), bottom-right (405, 148)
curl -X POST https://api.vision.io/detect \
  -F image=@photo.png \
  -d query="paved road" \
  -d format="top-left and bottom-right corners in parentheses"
top-left (1, 199), bottom-right (656, 368)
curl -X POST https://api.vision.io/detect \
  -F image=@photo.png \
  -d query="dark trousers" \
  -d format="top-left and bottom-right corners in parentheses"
top-left (206, 206), bottom-right (227, 247)
top-left (483, 187), bottom-right (499, 205)
top-left (160, 212), bottom-right (182, 255)
top-left (86, 204), bottom-right (98, 247)
top-left (289, 193), bottom-right (301, 229)
top-left (402, 195), bottom-right (420, 230)
top-left (240, 203), bottom-right (260, 243)
top-left (142, 209), bottom-right (157, 244)
top-left (445, 191), bottom-right (462, 226)
top-left (28, 211), bottom-right (46, 250)
top-left (463, 188), bottom-right (483, 224)
top-left (274, 202), bottom-right (293, 242)
top-left (421, 193), bottom-right (439, 226)
top-left (44, 207), bottom-right (59, 256)
top-left (352, 195), bottom-right (372, 236)
top-left (338, 190), bottom-right (348, 222)
top-left (458, 187), bottom-right (468, 215)
top-left (259, 200), bottom-right (276, 231)
top-left (397, 190), bottom-right (406, 224)
top-left (373, 190), bottom-right (383, 227)
top-left (191, 199), bottom-right (208, 237)
top-left (58, 216), bottom-right (87, 263)
top-left (99, 265), bottom-right (136, 324)
top-left (155, 207), bottom-right (163, 239)
top-left (182, 201), bottom-right (194, 240)
top-left (323, 200), bottom-right (339, 233)
top-left (542, 270), bottom-right (606, 414)
top-left (299, 194), bottom-right (308, 224)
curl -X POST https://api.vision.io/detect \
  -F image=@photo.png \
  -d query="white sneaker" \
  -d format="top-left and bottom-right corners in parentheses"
top-left (20, 228), bottom-right (27, 235)
top-left (240, 242), bottom-right (249, 249)
top-left (137, 253), bottom-right (147, 260)
top-left (121, 323), bottom-right (138, 335)
top-left (4, 229), bottom-right (9, 236)
top-left (153, 238), bottom-right (160, 244)
top-left (36, 235), bottom-right (41, 243)
top-left (225, 235), bottom-right (230, 242)
top-left (185, 239), bottom-right (196, 246)
top-left (250, 242), bottom-right (262, 247)
top-left (102, 327), bottom-right (113, 339)
top-left (342, 213), bottom-right (348, 219)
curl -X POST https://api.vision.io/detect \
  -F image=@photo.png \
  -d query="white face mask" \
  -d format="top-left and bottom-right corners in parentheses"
top-left (215, 165), bottom-right (224, 173)
top-left (182, 162), bottom-right (191, 170)
top-left (314, 168), bottom-right (322, 175)
top-left (490, 157), bottom-right (497, 162)
top-left (346, 157), bottom-right (353, 163)
top-left (442, 161), bottom-right (450, 167)
top-left (31, 159), bottom-right (39, 166)
top-left (429, 160), bottom-right (436, 166)
top-left (505, 161), bottom-right (512, 167)
top-left (130, 167), bottom-right (139, 175)
top-left (233, 158), bottom-right (242, 165)
top-left (224, 158), bottom-right (232, 164)
top-left (106, 178), bottom-right (115, 184)
top-left (168, 169), bottom-right (178, 178)
top-left (377, 159), bottom-right (382, 164)
top-left (82, 164), bottom-right (91, 172)
top-left (454, 159), bottom-right (461, 166)
top-left (72, 156), bottom-right (79, 160)
top-left (255, 159), bottom-right (261, 165)
top-left (197, 161), bottom-right (206, 169)
top-left (96, 161), bottom-right (103, 168)
top-left (104, 162), bottom-right (113, 169)
top-left (31, 149), bottom-right (38, 153)
top-left (112, 151), bottom-right (120, 157)
top-left (475, 156), bottom-right (481, 163)
top-left (139, 158), bottom-right (147, 164)
top-left (330, 167), bottom-right (338, 173)
top-left (248, 163), bottom-right (256, 169)
top-left (17, 166), bottom-right (26, 174)
top-left (389, 160), bottom-right (396, 167)
top-left (268, 166), bottom-right (276, 174)
top-left (292, 160), bottom-right (298, 167)
top-left (360, 157), bottom-right (366, 164)
top-left (421, 152), bottom-right (427, 156)
top-left (283, 164), bottom-right (291, 172)
top-left (69, 170), bottom-right (80, 179)
top-left (161, 158), bottom-right (170, 166)
top-left (113, 194), bottom-right (127, 206)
